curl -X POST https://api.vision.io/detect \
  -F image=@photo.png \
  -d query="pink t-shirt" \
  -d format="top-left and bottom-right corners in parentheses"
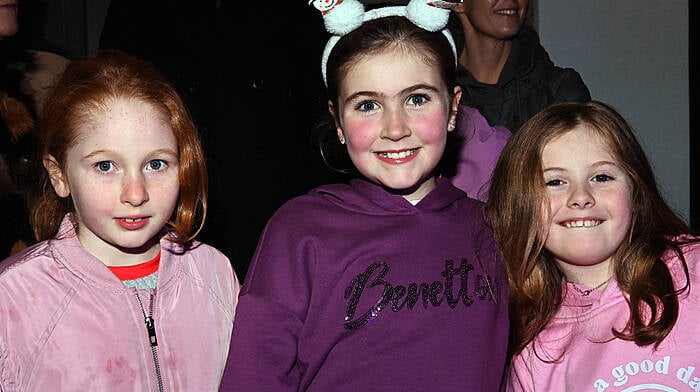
top-left (507, 242), bottom-right (700, 392)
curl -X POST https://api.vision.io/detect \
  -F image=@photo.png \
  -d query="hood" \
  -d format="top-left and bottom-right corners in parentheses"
top-left (309, 177), bottom-right (468, 216)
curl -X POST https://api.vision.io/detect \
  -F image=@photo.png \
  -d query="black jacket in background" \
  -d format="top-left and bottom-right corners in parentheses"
top-left (457, 24), bottom-right (591, 133)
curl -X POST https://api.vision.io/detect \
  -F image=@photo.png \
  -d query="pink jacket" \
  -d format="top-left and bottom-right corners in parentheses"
top-left (0, 217), bottom-right (240, 391)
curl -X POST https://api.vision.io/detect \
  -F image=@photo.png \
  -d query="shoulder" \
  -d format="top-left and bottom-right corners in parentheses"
top-left (549, 68), bottom-right (591, 103)
top-left (531, 58), bottom-right (591, 104)
top-left (516, 26), bottom-right (591, 102)
top-left (533, 62), bottom-right (590, 103)
top-left (675, 239), bottom-right (700, 271)
top-left (253, 194), bottom-right (329, 242)
top-left (0, 240), bottom-right (54, 279)
top-left (163, 239), bottom-right (234, 274)
top-left (257, 191), bottom-right (343, 246)
top-left (162, 239), bottom-right (240, 303)
top-left (661, 238), bottom-right (700, 289)
top-left (267, 182), bottom-right (365, 224)
top-left (0, 240), bottom-right (76, 326)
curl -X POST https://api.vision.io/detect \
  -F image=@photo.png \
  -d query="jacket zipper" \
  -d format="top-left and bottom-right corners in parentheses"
top-left (135, 290), bottom-right (164, 392)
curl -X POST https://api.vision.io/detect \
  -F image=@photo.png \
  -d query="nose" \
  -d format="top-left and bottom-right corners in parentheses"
top-left (568, 182), bottom-right (594, 209)
top-left (121, 172), bottom-right (149, 206)
top-left (380, 107), bottom-right (411, 141)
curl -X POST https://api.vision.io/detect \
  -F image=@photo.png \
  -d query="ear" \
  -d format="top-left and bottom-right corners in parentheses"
top-left (328, 100), bottom-right (346, 145)
top-left (447, 86), bottom-right (463, 132)
top-left (43, 154), bottom-right (70, 198)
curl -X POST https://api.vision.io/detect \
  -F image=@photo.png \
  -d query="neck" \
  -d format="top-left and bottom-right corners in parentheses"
top-left (558, 260), bottom-right (613, 289)
top-left (459, 26), bottom-right (512, 84)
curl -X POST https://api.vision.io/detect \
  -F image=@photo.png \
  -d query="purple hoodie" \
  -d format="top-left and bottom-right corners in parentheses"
top-left (449, 104), bottom-right (511, 201)
top-left (221, 178), bottom-right (509, 391)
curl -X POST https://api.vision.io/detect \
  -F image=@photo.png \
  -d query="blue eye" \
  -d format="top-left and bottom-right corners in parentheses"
top-left (356, 101), bottom-right (379, 112)
top-left (96, 161), bottom-right (115, 172)
top-left (147, 160), bottom-right (167, 171)
top-left (407, 94), bottom-right (428, 106)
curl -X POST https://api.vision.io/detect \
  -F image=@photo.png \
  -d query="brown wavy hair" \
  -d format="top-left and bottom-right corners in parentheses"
top-left (485, 100), bottom-right (693, 359)
top-left (31, 49), bottom-right (207, 244)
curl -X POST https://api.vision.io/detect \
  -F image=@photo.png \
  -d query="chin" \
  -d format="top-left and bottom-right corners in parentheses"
top-left (560, 251), bottom-right (614, 267)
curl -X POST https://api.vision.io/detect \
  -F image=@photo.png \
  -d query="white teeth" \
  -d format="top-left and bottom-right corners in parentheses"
top-left (379, 150), bottom-right (416, 159)
top-left (496, 9), bottom-right (516, 15)
top-left (564, 220), bottom-right (600, 228)
top-left (124, 218), bottom-right (142, 223)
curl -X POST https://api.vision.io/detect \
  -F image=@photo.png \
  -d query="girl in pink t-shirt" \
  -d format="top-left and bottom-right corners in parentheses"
top-left (487, 100), bottom-right (700, 391)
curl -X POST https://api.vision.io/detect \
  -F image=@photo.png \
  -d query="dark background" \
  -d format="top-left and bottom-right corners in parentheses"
top-left (14, 1), bottom-right (700, 279)
top-left (19, 0), bottom-right (347, 280)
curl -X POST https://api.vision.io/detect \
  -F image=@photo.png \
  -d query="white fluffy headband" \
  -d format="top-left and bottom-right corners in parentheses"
top-left (309, 0), bottom-right (461, 85)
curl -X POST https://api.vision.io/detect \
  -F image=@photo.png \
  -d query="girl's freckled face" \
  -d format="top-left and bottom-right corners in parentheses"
top-left (55, 97), bottom-right (180, 265)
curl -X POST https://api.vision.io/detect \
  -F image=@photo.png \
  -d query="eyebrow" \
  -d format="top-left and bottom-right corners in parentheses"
top-left (342, 83), bottom-right (440, 105)
top-left (81, 148), bottom-right (179, 160)
top-left (543, 160), bottom-right (621, 172)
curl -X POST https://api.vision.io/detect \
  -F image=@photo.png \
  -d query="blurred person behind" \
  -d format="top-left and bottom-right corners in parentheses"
top-left (448, 0), bottom-right (591, 132)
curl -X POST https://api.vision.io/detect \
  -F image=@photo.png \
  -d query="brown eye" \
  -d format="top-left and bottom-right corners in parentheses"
top-left (545, 179), bottom-right (565, 187)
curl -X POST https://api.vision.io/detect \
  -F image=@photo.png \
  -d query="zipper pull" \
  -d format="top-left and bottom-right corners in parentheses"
top-left (145, 316), bottom-right (158, 347)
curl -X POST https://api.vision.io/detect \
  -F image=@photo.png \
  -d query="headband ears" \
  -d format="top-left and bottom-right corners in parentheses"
top-left (310, 0), bottom-right (453, 35)
top-left (310, 0), bottom-right (458, 85)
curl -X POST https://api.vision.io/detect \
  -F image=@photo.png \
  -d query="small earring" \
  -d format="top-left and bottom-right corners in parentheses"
top-left (447, 121), bottom-right (456, 131)
top-left (339, 137), bottom-right (346, 145)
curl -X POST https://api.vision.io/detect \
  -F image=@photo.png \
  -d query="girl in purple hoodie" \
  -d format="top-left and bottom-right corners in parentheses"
top-left (220, 1), bottom-right (509, 391)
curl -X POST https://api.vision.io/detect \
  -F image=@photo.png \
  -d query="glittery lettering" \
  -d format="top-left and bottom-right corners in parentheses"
top-left (343, 262), bottom-right (392, 329)
top-left (342, 259), bottom-right (497, 330)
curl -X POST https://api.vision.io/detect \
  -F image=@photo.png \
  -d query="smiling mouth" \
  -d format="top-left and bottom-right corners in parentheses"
top-left (562, 219), bottom-right (602, 228)
top-left (376, 149), bottom-right (418, 159)
top-left (495, 9), bottom-right (517, 15)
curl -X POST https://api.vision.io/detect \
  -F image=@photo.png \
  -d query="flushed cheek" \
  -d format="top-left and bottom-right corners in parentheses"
top-left (413, 111), bottom-right (447, 142)
top-left (343, 118), bottom-right (377, 151)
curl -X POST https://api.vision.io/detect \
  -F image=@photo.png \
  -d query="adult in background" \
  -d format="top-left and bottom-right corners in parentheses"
top-left (448, 0), bottom-right (591, 132)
